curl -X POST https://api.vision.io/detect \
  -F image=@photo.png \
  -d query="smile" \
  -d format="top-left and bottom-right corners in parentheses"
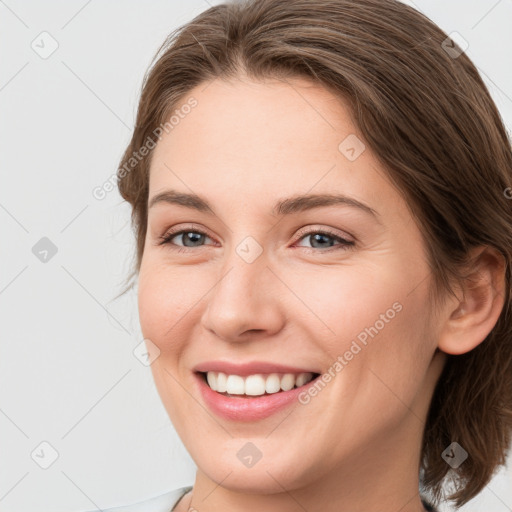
top-left (194, 370), bottom-right (322, 421)
top-left (203, 371), bottom-right (318, 396)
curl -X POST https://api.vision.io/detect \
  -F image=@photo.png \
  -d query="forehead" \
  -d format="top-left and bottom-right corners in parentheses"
top-left (148, 76), bottom-right (403, 220)
top-left (154, 76), bottom-right (353, 162)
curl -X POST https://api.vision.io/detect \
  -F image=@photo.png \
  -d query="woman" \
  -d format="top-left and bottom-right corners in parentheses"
top-left (110, 0), bottom-right (512, 510)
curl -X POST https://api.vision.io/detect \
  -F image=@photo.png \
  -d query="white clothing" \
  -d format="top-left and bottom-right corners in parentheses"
top-left (83, 485), bottom-right (193, 512)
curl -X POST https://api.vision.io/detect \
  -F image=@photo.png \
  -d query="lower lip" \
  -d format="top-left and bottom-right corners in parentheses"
top-left (194, 372), bottom-right (319, 422)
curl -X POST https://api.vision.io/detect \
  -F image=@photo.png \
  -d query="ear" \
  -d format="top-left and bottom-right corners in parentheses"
top-left (437, 246), bottom-right (507, 355)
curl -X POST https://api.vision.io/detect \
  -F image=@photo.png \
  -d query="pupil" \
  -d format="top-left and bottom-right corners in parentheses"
top-left (184, 232), bottom-right (203, 246)
top-left (311, 233), bottom-right (332, 248)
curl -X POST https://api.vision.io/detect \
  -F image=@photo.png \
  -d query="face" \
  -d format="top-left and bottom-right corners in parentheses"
top-left (138, 76), bottom-right (445, 495)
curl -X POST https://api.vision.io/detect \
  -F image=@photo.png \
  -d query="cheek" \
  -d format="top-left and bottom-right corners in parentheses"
top-left (138, 266), bottom-right (204, 418)
top-left (344, 284), bottom-right (434, 412)
top-left (302, 260), bottom-right (433, 385)
top-left (294, 263), bottom-right (403, 341)
top-left (137, 263), bottom-right (195, 353)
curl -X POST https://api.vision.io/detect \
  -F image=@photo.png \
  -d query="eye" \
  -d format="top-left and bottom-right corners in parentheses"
top-left (157, 225), bottom-right (354, 253)
top-left (293, 228), bottom-right (355, 252)
top-left (157, 227), bottom-right (214, 251)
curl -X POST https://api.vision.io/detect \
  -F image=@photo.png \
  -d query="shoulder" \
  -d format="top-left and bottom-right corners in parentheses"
top-left (83, 486), bottom-right (193, 512)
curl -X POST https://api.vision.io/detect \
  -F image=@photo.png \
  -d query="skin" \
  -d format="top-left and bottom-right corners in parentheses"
top-left (137, 75), bottom-right (505, 512)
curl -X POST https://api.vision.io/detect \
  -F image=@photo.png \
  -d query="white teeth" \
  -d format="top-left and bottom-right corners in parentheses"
top-left (245, 374), bottom-right (267, 396)
top-left (295, 373), bottom-right (310, 387)
top-left (206, 371), bottom-right (217, 390)
top-left (280, 373), bottom-right (295, 391)
top-left (226, 375), bottom-right (245, 394)
top-left (216, 372), bottom-right (227, 392)
top-left (204, 371), bottom-right (315, 396)
top-left (265, 373), bottom-right (281, 394)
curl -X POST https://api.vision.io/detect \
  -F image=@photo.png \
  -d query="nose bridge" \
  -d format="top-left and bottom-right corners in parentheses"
top-left (201, 236), bottom-right (284, 340)
top-left (216, 230), bottom-right (269, 297)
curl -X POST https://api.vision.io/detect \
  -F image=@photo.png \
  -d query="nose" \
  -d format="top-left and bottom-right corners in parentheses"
top-left (200, 248), bottom-right (286, 343)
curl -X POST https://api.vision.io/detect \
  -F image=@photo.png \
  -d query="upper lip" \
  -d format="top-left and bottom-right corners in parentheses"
top-left (193, 360), bottom-right (320, 376)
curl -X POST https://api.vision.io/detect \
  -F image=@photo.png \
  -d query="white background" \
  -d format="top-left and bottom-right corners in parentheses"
top-left (1, 1), bottom-right (511, 511)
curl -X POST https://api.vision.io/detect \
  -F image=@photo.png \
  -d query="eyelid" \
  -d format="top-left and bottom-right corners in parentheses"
top-left (158, 222), bottom-right (213, 237)
top-left (292, 225), bottom-right (354, 244)
top-left (156, 223), bottom-right (216, 246)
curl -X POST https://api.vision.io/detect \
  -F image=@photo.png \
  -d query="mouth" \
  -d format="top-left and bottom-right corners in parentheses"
top-left (192, 362), bottom-right (324, 421)
top-left (197, 370), bottom-right (321, 398)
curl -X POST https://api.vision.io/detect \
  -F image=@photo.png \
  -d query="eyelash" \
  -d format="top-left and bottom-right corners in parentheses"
top-left (156, 225), bottom-right (355, 253)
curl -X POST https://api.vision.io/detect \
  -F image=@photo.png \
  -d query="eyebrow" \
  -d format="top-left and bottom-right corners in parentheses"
top-left (148, 190), bottom-right (379, 219)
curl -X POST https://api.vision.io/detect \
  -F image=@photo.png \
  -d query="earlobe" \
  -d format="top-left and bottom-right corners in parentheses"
top-left (437, 246), bottom-right (506, 356)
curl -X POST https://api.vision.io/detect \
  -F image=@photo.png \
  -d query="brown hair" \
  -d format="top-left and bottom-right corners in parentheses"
top-left (116, 0), bottom-right (512, 507)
